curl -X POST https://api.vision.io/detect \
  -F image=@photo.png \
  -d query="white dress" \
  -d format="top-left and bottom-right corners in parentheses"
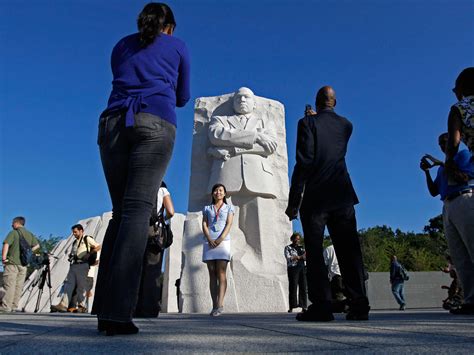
top-left (202, 203), bottom-right (235, 262)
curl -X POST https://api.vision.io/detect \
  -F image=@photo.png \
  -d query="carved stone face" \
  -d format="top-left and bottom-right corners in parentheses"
top-left (233, 87), bottom-right (256, 115)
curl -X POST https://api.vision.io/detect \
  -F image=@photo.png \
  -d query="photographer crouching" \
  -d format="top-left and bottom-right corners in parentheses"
top-left (51, 224), bottom-right (100, 313)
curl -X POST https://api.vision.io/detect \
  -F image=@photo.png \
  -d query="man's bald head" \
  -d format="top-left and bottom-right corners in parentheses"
top-left (315, 86), bottom-right (336, 110)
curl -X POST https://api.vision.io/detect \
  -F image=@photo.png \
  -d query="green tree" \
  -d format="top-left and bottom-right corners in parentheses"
top-left (38, 234), bottom-right (62, 253)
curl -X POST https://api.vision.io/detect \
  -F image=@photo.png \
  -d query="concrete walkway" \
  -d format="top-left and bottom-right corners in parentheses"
top-left (0, 309), bottom-right (473, 353)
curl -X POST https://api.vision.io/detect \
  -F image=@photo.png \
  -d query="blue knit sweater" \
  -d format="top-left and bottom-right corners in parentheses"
top-left (103, 33), bottom-right (190, 127)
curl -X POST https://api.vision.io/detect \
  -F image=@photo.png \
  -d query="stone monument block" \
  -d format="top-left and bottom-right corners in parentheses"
top-left (180, 88), bottom-right (292, 312)
top-left (161, 213), bottom-right (185, 313)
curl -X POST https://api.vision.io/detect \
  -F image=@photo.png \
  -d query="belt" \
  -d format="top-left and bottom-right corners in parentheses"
top-left (446, 188), bottom-right (473, 201)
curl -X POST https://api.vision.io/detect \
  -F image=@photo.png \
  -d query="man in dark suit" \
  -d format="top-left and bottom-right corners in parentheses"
top-left (286, 86), bottom-right (370, 321)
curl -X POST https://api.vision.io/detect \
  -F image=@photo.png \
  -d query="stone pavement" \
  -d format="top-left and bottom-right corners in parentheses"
top-left (0, 309), bottom-right (473, 353)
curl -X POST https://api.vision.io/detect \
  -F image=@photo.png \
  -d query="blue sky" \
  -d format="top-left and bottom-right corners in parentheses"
top-left (1, 0), bottom-right (473, 240)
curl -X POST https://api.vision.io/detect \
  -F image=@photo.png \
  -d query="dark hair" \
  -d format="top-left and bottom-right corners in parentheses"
top-left (210, 183), bottom-right (227, 205)
top-left (71, 224), bottom-right (84, 231)
top-left (137, 3), bottom-right (176, 47)
top-left (13, 216), bottom-right (25, 226)
top-left (290, 232), bottom-right (302, 242)
top-left (455, 67), bottom-right (474, 97)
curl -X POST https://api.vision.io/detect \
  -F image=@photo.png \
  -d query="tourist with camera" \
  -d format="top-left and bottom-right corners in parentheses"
top-left (1, 216), bottom-right (40, 313)
top-left (51, 224), bottom-right (100, 313)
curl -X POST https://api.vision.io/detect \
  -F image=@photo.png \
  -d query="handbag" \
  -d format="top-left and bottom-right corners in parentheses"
top-left (148, 207), bottom-right (173, 251)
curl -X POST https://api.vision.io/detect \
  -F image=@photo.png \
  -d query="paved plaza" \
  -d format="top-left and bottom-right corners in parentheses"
top-left (1, 309), bottom-right (473, 353)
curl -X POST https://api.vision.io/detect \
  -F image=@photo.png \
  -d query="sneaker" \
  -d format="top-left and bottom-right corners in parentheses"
top-left (212, 307), bottom-right (224, 316)
top-left (450, 304), bottom-right (474, 315)
top-left (50, 304), bottom-right (68, 313)
top-left (399, 304), bottom-right (406, 311)
top-left (209, 308), bottom-right (217, 316)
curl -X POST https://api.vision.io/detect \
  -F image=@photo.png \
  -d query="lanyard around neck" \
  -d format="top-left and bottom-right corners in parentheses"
top-left (213, 203), bottom-right (224, 223)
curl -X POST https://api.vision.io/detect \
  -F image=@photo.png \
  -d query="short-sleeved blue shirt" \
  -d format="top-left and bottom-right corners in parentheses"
top-left (203, 203), bottom-right (235, 241)
top-left (434, 149), bottom-right (474, 200)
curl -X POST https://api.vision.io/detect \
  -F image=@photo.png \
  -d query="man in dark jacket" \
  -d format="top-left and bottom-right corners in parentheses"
top-left (390, 255), bottom-right (407, 310)
top-left (286, 86), bottom-right (370, 321)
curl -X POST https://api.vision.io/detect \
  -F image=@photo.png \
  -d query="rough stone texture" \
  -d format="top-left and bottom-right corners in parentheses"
top-left (367, 272), bottom-right (451, 309)
top-left (180, 89), bottom-right (292, 313)
top-left (161, 213), bottom-right (185, 313)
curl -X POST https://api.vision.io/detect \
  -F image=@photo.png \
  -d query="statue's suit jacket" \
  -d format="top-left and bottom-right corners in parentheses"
top-left (208, 113), bottom-right (276, 197)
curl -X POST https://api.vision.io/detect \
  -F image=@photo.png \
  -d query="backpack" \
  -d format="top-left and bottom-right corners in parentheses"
top-left (400, 265), bottom-right (410, 281)
top-left (17, 229), bottom-right (34, 266)
top-left (81, 235), bottom-right (98, 266)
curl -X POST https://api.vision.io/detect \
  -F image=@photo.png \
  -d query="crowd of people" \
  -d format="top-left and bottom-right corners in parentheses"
top-left (1, 1), bottom-right (473, 336)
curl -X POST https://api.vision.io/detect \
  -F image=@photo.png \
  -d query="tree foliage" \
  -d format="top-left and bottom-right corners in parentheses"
top-left (359, 214), bottom-right (447, 271)
top-left (38, 234), bottom-right (62, 253)
top-left (295, 214), bottom-right (447, 272)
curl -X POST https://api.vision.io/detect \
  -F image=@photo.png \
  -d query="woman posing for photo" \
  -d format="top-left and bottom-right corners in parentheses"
top-left (202, 184), bottom-right (235, 316)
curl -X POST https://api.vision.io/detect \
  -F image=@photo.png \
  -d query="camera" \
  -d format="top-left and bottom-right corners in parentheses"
top-left (31, 251), bottom-right (52, 269)
top-left (68, 253), bottom-right (76, 263)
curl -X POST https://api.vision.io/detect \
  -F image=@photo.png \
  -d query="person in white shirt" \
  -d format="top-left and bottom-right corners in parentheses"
top-left (323, 244), bottom-right (347, 310)
top-left (135, 181), bottom-right (175, 318)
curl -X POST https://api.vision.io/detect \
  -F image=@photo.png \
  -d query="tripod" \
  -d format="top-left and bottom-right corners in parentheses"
top-left (22, 260), bottom-right (53, 313)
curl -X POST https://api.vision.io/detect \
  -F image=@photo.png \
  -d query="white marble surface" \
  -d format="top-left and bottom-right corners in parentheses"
top-left (180, 88), bottom-right (292, 313)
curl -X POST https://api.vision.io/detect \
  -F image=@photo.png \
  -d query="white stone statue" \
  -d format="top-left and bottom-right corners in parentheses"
top-left (180, 87), bottom-right (292, 313)
top-left (207, 87), bottom-right (278, 197)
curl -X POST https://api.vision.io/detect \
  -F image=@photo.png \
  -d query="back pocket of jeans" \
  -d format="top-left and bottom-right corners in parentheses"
top-left (134, 113), bottom-right (164, 138)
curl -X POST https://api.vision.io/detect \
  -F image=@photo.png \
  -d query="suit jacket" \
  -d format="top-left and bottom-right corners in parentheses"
top-left (288, 108), bottom-right (358, 212)
top-left (207, 113), bottom-right (276, 197)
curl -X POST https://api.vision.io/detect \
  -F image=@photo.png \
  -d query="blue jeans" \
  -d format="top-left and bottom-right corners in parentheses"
top-left (391, 281), bottom-right (405, 306)
top-left (92, 111), bottom-right (176, 322)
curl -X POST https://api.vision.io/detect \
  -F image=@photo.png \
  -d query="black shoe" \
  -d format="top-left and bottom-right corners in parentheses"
top-left (346, 299), bottom-right (370, 320)
top-left (296, 309), bottom-right (334, 322)
top-left (98, 319), bottom-right (109, 332)
top-left (105, 321), bottom-right (139, 336)
top-left (450, 304), bottom-right (474, 315)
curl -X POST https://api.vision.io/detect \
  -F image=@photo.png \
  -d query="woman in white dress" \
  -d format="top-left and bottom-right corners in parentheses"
top-left (202, 183), bottom-right (235, 316)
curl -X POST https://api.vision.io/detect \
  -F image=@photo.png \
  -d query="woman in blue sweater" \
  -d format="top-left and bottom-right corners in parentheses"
top-left (92, 3), bottom-right (190, 336)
